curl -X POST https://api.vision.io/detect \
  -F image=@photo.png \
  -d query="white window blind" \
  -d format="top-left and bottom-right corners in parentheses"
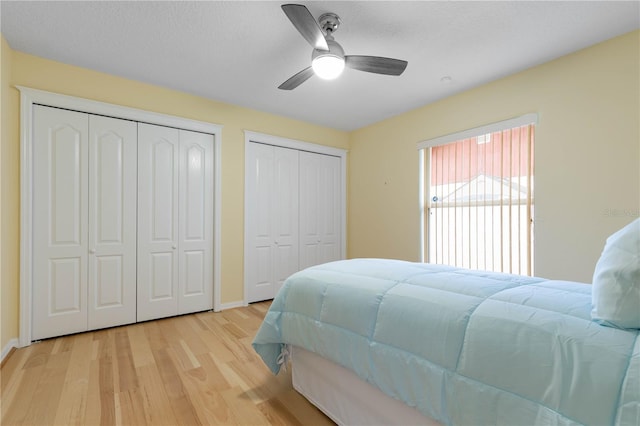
top-left (419, 114), bottom-right (537, 275)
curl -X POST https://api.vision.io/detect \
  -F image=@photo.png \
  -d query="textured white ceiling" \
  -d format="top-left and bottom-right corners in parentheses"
top-left (1, 1), bottom-right (638, 131)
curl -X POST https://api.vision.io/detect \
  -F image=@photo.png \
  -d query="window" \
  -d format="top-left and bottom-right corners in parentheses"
top-left (418, 114), bottom-right (536, 275)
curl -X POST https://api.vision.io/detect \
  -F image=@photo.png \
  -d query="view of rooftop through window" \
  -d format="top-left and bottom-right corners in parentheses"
top-left (426, 124), bottom-right (535, 275)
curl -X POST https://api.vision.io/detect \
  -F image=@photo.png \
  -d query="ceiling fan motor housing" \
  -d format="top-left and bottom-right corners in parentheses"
top-left (312, 37), bottom-right (345, 61)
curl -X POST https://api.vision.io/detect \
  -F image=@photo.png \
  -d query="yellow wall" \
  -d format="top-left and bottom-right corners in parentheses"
top-left (349, 30), bottom-right (640, 283)
top-left (1, 36), bottom-right (20, 351)
top-left (0, 37), bottom-right (349, 350)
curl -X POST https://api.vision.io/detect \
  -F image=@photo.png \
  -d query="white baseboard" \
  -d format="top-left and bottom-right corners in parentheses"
top-left (1, 338), bottom-right (19, 364)
top-left (217, 300), bottom-right (247, 311)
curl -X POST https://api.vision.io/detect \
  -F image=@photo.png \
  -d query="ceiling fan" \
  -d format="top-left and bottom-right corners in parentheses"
top-left (278, 4), bottom-right (409, 90)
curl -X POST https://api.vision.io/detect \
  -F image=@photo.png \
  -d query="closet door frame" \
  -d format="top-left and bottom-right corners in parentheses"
top-left (243, 131), bottom-right (347, 306)
top-left (18, 86), bottom-right (223, 347)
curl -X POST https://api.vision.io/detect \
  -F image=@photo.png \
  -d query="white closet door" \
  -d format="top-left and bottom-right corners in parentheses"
top-left (299, 151), bottom-right (341, 270)
top-left (137, 123), bottom-right (180, 321)
top-left (246, 143), bottom-right (299, 303)
top-left (318, 154), bottom-right (341, 264)
top-left (32, 105), bottom-right (89, 340)
top-left (178, 130), bottom-right (214, 314)
top-left (246, 143), bottom-right (276, 303)
top-left (273, 147), bottom-right (300, 295)
top-left (87, 115), bottom-right (137, 330)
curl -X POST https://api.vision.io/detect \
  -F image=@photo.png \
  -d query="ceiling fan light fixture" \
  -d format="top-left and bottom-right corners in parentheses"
top-left (311, 37), bottom-right (345, 80)
top-left (312, 54), bottom-right (345, 80)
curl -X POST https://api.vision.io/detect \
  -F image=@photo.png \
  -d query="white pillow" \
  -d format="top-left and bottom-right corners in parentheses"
top-left (591, 218), bottom-right (640, 329)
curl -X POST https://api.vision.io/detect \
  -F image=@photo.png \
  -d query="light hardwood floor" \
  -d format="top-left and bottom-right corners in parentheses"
top-left (1, 302), bottom-right (335, 425)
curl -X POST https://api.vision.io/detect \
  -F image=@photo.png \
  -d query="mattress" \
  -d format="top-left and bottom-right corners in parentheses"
top-left (253, 259), bottom-right (640, 425)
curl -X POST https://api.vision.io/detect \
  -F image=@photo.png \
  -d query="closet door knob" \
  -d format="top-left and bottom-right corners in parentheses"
top-left (172, 245), bottom-right (177, 250)
top-left (89, 249), bottom-right (96, 254)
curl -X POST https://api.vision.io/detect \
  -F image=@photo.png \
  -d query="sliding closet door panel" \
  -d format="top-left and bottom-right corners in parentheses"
top-left (273, 147), bottom-right (299, 294)
top-left (299, 152), bottom-right (341, 270)
top-left (246, 143), bottom-right (300, 303)
top-left (246, 143), bottom-right (276, 303)
top-left (178, 129), bottom-right (214, 314)
top-left (318, 154), bottom-right (341, 264)
top-left (137, 123), bottom-right (180, 321)
top-left (32, 105), bottom-right (89, 340)
top-left (299, 152), bottom-right (320, 270)
top-left (87, 115), bottom-right (137, 330)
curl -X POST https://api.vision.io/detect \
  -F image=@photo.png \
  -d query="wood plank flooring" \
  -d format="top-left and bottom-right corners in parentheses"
top-left (1, 302), bottom-right (335, 426)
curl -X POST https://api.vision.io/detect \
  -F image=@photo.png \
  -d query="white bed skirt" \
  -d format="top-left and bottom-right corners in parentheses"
top-left (291, 346), bottom-right (442, 426)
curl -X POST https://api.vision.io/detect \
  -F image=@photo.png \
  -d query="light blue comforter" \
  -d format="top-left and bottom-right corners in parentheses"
top-left (252, 259), bottom-right (640, 426)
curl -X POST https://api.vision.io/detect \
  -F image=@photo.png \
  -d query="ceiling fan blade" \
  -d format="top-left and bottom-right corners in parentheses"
top-left (278, 67), bottom-right (314, 90)
top-left (281, 4), bottom-right (329, 51)
top-left (345, 55), bottom-right (408, 76)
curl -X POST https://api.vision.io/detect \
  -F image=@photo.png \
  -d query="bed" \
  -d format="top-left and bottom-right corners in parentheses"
top-left (252, 223), bottom-right (640, 425)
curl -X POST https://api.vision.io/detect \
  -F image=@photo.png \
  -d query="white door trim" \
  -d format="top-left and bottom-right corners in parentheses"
top-left (243, 130), bottom-right (348, 306)
top-left (18, 86), bottom-right (223, 346)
